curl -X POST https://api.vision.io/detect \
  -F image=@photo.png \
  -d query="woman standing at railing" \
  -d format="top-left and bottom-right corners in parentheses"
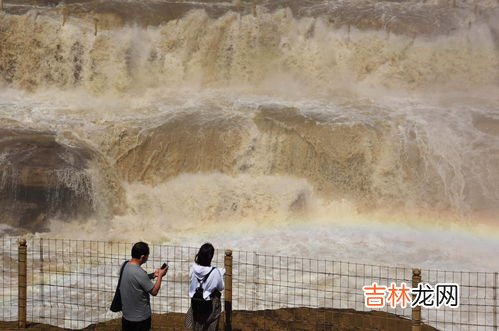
top-left (185, 243), bottom-right (225, 331)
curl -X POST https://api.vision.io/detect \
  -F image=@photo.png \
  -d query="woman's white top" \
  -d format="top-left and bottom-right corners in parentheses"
top-left (189, 263), bottom-right (225, 300)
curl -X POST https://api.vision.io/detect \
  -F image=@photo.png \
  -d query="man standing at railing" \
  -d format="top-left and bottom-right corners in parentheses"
top-left (120, 242), bottom-right (168, 331)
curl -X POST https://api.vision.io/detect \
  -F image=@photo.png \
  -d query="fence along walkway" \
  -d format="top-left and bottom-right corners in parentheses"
top-left (0, 237), bottom-right (498, 330)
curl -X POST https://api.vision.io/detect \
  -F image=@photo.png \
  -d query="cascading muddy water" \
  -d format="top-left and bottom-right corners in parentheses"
top-left (1, 3), bottom-right (497, 92)
top-left (0, 0), bottom-right (498, 252)
top-left (0, 125), bottom-right (125, 232)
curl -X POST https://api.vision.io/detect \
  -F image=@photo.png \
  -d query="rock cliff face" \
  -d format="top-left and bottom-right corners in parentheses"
top-left (0, 128), bottom-right (123, 231)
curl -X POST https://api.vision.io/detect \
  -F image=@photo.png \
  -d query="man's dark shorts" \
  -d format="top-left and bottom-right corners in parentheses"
top-left (122, 317), bottom-right (151, 331)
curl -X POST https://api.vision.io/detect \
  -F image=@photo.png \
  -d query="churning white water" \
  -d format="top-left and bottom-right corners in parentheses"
top-left (0, 0), bottom-right (498, 272)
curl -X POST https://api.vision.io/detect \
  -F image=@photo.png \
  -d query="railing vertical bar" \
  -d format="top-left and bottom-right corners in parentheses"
top-left (494, 272), bottom-right (497, 330)
top-left (224, 249), bottom-right (233, 331)
top-left (412, 268), bottom-right (421, 331)
top-left (18, 238), bottom-right (27, 329)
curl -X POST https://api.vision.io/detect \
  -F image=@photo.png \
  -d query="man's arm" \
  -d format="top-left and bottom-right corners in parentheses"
top-left (149, 266), bottom-right (168, 296)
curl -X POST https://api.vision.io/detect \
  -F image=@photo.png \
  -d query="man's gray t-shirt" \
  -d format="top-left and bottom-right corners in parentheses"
top-left (120, 263), bottom-right (154, 322)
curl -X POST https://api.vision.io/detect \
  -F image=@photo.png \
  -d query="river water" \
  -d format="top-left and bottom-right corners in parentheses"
top-left (0, 0), bottom-right (498, 271)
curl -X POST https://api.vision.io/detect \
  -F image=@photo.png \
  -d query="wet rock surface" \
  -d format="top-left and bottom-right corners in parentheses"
top-left (0, 129), bottom-right (99, 231)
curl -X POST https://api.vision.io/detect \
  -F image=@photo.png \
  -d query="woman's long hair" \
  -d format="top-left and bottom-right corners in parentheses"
top-left (195, 243), bottom-right (214, 267)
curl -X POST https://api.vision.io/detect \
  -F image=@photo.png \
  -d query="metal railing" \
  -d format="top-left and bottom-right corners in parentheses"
top-left (1, 236), bottom-right (498, 330)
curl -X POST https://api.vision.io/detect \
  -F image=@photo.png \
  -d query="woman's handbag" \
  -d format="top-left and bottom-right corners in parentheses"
top-left (110, 261), bottom-right (128, 312)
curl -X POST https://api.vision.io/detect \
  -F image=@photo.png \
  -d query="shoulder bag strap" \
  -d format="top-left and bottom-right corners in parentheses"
top-left (197, 267), bottom-right (216, 287)
top-left (116, 260), bottom-right (128, 289)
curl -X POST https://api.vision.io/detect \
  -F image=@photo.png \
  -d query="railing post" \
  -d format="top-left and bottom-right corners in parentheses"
top-left (412, 268), bottom-right (422, 331)
top-left (494, 272), bottom-right (497, 330)
top-left (253, 253), bottom-right (258, 310)
top-left (40, 239), bottom-right (44, 305)
top-left (0, 0), bottom-right (3, 11)
top-left (224, 250), bottom-right (233, 331)
top-left (18, 239), bottom-right (27, 329)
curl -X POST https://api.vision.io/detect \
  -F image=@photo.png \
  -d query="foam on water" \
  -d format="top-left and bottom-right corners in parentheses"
top-left (0, 1), bottom-right (498, 274)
